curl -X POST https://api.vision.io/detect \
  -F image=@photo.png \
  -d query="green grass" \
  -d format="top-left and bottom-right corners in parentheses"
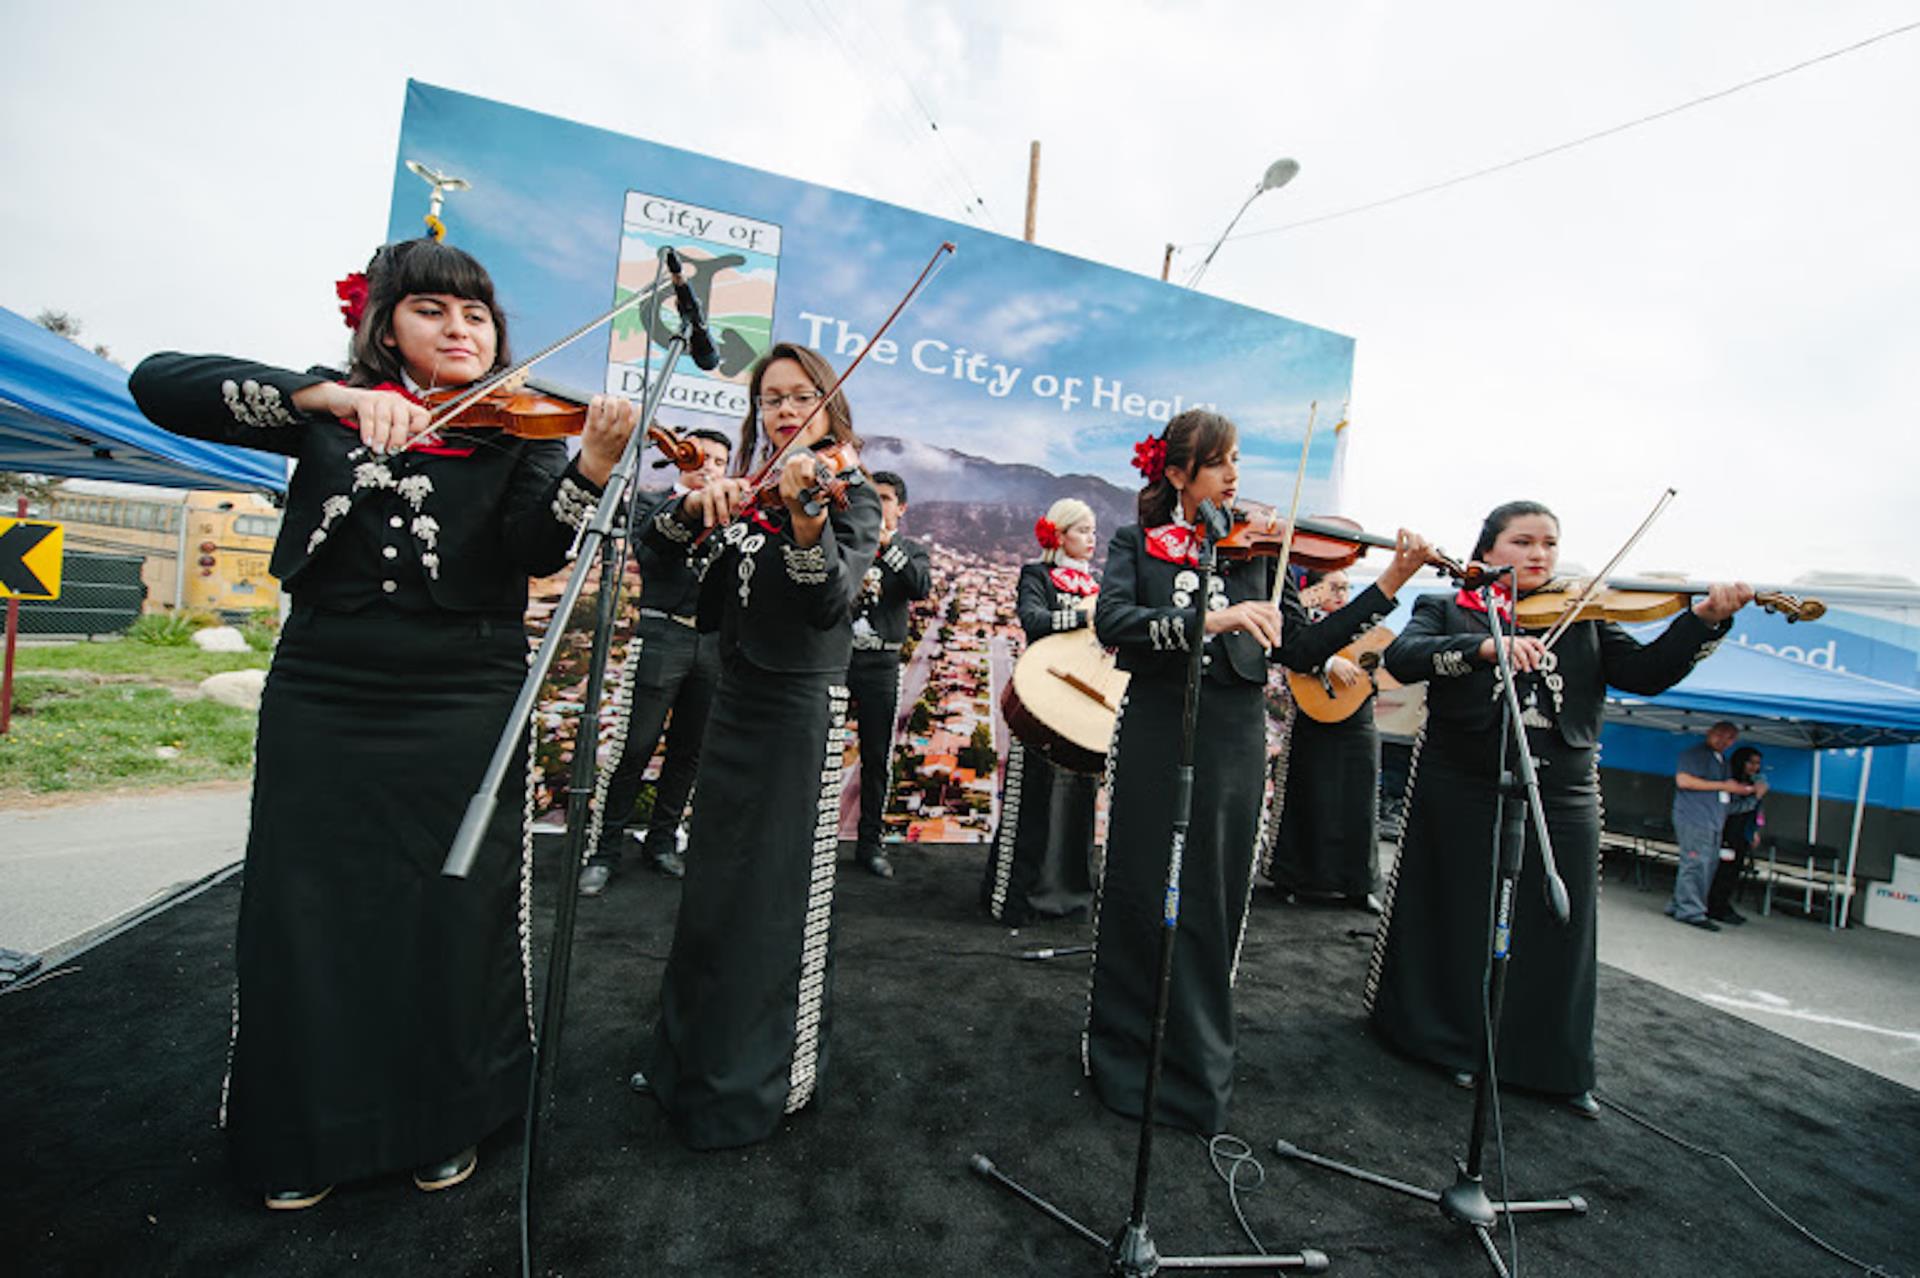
top-left (0, 675), bottom-right (259, 794)
top-left (10, 640), bottom-right (270, 682)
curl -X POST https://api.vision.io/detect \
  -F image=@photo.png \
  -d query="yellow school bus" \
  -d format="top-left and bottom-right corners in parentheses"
top-left (40, 482), bottom-right (282, 619)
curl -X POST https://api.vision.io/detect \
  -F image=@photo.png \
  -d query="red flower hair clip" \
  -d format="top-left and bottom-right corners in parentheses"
top-left (1131, 434), bottom-right (1167, 484)
top-left (335, 272), bottom-right (369, 331)
top-left (1034, 516), bottom-right (1060, 550)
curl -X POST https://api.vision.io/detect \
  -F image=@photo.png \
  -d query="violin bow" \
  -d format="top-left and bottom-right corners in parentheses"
top-left (1266, 401), bottom-right (1317, 607)
top-left (1539, 486), bottom-right (1677, 651)
top-left (737, 241), bottom-right (957, 492)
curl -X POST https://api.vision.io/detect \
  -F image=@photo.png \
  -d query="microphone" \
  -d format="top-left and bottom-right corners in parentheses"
top-left (1193, 498), bottom-right (1231, 543)
top-left (663, 247), bottom-right (721, 372)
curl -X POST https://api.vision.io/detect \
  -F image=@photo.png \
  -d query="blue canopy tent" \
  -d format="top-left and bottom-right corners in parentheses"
top-left (1607, 639), bottom-right (1920, 914)
top-left (0, 306), bottom-right (286, 492)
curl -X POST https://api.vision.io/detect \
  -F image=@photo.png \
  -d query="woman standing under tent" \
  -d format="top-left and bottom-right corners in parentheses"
top-left (1710, 745), bottom-right (1767, 925)
top-left (129, 237), bottom-right (639, 1207)
top-left (629, 341), bottom-right (881, 1150)
top-left (1084, 410), bottom-right (1429, 1135)
top-left (982, 498), bottom-right (1102, 925)
top-left (1266, 566), bottom-right (1384, 909)
top-left (1365, 500), bottom-right (1752, 1118)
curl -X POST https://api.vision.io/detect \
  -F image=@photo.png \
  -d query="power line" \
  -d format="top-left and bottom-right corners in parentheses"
top-left (1175, 16), bottom-right (1920, 252)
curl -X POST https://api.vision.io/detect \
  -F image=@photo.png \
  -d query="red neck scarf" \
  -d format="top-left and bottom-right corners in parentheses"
top-left (1049, 565), bottom-right (1098, 596)
top-left (1455, 577), bottom-right (1513, 620)
top-left (1143, 523), bottom-right (1197, 566)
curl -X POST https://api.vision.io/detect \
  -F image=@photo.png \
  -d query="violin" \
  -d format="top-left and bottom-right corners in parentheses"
top-left (1215, 502), bottom-right (1488, 585)
top-left (418, 376), bottom-right (591, 439)
top-left (1515, 578), bottom-right (1825, 630)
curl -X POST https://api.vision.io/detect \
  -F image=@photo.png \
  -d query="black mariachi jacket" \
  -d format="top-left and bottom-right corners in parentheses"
top-left (630, 486), bottom-right (713, 620)
top-left (129, 353), bottom-right (600, 614)
top-left (1015, 560), bottom-right (1100, 645)
top-left (641, 462), bottom-right (881, 676)
top-left (852, 535), bottom-right (933, 646)
top-left (1095, 523), bottom-right (1394, 686)
top-left (1383, 591), bottom-right (1729, 750)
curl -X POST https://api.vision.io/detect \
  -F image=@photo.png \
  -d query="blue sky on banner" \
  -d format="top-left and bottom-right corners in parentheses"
top-left (389, 82), bottom-right (1355, 505)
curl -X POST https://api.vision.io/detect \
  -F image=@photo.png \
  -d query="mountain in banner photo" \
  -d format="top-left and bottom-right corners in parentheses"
top-left (859, 434), bottom-right (1134, 565)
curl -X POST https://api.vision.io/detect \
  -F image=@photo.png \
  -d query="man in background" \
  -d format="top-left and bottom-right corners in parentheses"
top-left (1666, 721), bottom-right (1761, 931)
top-left (842, 470), bottom-right (932, 878)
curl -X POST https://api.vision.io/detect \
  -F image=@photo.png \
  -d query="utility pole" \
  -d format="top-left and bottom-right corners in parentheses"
top-left (1161, 243), bottom-right (1175, 282)
top-left (1023, 141), bottom-right (1041, 243)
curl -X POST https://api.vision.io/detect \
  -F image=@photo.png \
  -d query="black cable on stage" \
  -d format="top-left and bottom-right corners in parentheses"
top-left (1597, 1091), bottom-right (1906, 1278)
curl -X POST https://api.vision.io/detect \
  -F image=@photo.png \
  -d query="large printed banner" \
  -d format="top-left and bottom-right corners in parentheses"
top-left (390, 81), bottom-right (1358, 842)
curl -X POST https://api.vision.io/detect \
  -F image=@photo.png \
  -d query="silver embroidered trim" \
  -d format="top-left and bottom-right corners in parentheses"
top-left (220, 377), bottom-right (296, 428)
top-left (1080, 690), bottom-right (1129, 1077)
top-left (1235, 692), bottom-right (1296, 986)
top-left (654, 505), bottom-right (695, 544)
top-left (783, 542), bottom-right (829, 586)
top-left (519, 710), bottom-right (539, 1042)
top-left (409, 515), bottom-right (442, 580)
top-left (352, 461), bottom-right (395, 493)
top-left (882, 543), bottom-right (908, 572)
top-left (551, 477), bottom-right (595, 531)
top-left (1434, 649), bottom-right (1472, 678)
top-left (1690, 638), bottom-right (1721, 667)
top-left (786, 684), bottom-right (852, 1114)
top-left (396, 473), bottom-right (434, 510)
top-left (216, 980), bottom-right (240, 1129)
top-left (1363, 719), bottom-right (1429, 1013)
top-left (305, 493), bottom-right (352, 554)
top-left (1148, 614), bottom-right (1191, 653)
top-left (1053, 608), bottom-right (1081, 633)
top-left (987, 739), bottom-right (1026, 920)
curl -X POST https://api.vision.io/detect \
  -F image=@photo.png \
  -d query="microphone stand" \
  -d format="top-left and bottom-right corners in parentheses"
top-left (973, 501), bottom-right (1328, 1275)
top-left (440, 316), bottom-right (696, 1278)
top-left (1270, 567), bottom-right (1586, 1278)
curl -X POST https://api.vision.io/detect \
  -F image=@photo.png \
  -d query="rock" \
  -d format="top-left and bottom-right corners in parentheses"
top-left (199, 669), bottom-right (266, 710)
top-left (153, 746), bottom-right (181, 760)
top-left (192, 626), bottom-right (251, 653)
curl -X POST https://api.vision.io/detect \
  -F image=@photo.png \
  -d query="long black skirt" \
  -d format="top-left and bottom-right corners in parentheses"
top-left (1366, 726), bottom-right (1601, 1095)
top-left (227, 604), bottom-right (533, 1190)
top-left (1084, 674), bottom-right (1265, 1136)
top-left (1269, 707), bottom-right (1380, 898)
top-left (647, 658), bottom-right (850, 1150)
top-left (981, 739), bottom-right (1096, 924)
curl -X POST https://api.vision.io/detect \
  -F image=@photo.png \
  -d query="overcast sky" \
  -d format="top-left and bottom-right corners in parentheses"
top-left (4, 1), bottom-right (1915, 585)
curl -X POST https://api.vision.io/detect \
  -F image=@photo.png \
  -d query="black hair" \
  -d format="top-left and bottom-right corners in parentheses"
top-left (346, 238), bottom-right (510, 388)
top-left (1138, 409), bottom-right (1237, 527)
top-left (870, 470), bottom-right (907, 504)
top-left (687, 427), bottom-right (733, 454)
top-left (734, 342), bottom-right (855, 475)
top-left (1729, 745), bottom-right (1762, 777)
top-left (1471, 500), bottom-right (1558, 561)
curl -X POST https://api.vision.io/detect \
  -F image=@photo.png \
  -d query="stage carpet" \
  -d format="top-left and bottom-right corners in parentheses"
top-left (4, 843), bottom-right (1915, 1277)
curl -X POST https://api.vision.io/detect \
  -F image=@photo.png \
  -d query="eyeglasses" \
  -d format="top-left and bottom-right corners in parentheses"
top-left (757, 390), bottom-right (823, 412)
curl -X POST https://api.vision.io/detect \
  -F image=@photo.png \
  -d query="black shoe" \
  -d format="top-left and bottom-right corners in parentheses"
top-left (1680, 916), bottom-right (1722, 932)
top-left (1711, 908), bottom-right (1747, 926)
top-left (264, 1185), bottom-right (332, 1211)
top-left (862, 852), bottom-right (894, 879)
top-left (649, 850), bottom-right (686, 879)
top-left (1448, 1070), bottom-right (1477, 1091)
top-left (413, 1147), bottom-right (477, 1192)
top-left (629, 1069), bottom-right (653, 1096)
top-left (1563, 1091), bottom-right (1601, 1120)
top-left (577, 864), bottom-right (612, 897)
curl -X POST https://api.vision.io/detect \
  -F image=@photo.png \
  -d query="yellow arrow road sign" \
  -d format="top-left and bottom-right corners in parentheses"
top-left (0, 518), bottom-right (64, 600)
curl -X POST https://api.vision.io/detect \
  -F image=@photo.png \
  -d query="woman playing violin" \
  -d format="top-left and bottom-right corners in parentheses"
top-left (982, 497), bottom-right (1102, 925)
top-left (628, 341), bottom-right (881, 1150)
top-left (128, 237), bottom-right (639, 1208)
top-left (1085, 410), bottom-right (1432, 1135)
top-left (1365, 500), bottom-right (1753, 1118)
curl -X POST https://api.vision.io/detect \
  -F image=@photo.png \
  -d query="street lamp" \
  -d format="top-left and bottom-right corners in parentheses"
top-left (1177, 157), bottom-right (1300, 288)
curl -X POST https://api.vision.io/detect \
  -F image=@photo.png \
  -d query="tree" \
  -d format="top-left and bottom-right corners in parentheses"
top-left (960, 721), bottom-right (997, 774)
top-left (34, 308), bottom-right (116, 364)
